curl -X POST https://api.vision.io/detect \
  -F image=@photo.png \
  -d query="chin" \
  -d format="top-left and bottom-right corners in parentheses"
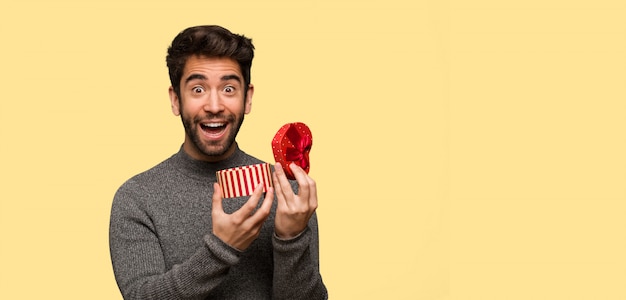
top-left (199, 140), bottom-right (235, 158)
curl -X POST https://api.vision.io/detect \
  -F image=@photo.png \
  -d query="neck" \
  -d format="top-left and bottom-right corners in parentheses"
top-left (182, 139), bottom-right (238, 162)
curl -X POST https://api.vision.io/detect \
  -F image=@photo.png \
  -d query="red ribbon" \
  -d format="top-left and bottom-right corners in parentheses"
top-left (284, 124), bottom-right (312, 173)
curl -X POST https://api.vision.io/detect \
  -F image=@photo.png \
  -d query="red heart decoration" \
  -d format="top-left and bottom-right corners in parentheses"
top-left (271, 122), bottom-right (312, 180)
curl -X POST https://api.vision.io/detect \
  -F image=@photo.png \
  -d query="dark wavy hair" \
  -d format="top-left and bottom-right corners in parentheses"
top-left (166, 25), bottom-right (255, 98)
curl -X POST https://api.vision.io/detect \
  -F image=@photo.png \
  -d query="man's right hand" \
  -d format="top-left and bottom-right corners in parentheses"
top-left (211, 182), bottom-right (274, 251)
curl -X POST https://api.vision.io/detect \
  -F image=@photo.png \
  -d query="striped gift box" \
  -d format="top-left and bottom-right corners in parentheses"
top-left (216, 163), bottom-right (273, 198)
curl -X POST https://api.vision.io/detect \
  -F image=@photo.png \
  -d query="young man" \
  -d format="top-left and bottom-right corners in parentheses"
top-left (109, 25), bottom-right (328, 299)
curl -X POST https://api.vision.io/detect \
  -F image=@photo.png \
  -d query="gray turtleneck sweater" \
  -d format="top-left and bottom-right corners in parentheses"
top-left (109, 146), bottom-right (328, 299)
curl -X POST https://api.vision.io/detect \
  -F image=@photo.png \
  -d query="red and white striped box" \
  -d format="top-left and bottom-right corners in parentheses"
top-left (216, 163), bottom-right (273, 198)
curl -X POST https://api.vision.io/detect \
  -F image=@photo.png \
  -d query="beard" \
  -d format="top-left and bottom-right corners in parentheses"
top-left (180, 110), bottom-right (245, 158)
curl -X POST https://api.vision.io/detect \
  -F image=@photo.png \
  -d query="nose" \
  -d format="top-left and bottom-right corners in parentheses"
top-left (203, 90), bottom-right (224, 113)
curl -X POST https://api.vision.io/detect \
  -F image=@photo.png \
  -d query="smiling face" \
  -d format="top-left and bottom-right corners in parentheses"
top-left (169, 55), bottom-right (253, 162)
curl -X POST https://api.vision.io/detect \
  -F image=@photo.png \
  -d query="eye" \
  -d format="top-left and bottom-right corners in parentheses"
top-left (192, 86), bottom-right (205, 94)
top-left (223, 85), bottom-right (235, 94)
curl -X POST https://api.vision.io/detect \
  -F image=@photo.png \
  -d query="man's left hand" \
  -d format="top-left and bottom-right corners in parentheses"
top-left (272, 162), bottom-right (318, 239)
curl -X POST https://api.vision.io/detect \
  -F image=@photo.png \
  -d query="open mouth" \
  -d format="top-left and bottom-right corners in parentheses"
top-left (200, 122), bottom-right (227, 137)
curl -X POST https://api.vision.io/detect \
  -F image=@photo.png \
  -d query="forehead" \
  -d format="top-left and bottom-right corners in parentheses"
top-left (182, 55), bottom-right (242, 79)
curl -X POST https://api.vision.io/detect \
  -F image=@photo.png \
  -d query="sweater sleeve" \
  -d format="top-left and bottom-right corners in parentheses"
top-left (271, 213), bottom-right (328, 300)
top-left (109, 179), bottom-right (240, 300)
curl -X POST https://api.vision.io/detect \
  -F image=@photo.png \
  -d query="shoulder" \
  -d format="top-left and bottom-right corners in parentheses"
top-left (112, 154), bottom-right (177, 207)
top-left (122, 155), bottom-right (174, 186)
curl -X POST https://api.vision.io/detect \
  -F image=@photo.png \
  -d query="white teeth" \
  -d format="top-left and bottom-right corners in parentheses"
top-left (203, 123), bottom-right (225, 128)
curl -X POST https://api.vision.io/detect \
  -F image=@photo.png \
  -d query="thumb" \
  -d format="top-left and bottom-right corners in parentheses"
top-left (212, 182), bottom-right (224, 215)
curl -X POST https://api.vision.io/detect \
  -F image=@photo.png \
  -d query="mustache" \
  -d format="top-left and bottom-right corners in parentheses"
top-left (195, 113), bottom-right (235, 122)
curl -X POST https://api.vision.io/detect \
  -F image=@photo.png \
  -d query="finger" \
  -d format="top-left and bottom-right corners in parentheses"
top-left (237, 183), bottom-right (265, 219)
top-left (256, 186), bottom-right (274, 220)
top-left (273, 163), bottom-right (292, 208)
top-left (246, 185), bottom-right (274, 228)
top-left (303, 171), bottom-right (318, 209)
top-left (212, 182), bottom-right (224, 216)
top-left (289, 163), bottom-right (310, 201)
top-left (272, 169), bottom-right (287, 209)
top-left (307, 177), bottom-right (318, 209)
top-left (274, 163), bottom-right (293, 200)
top-left (289, 164), bottom-right (318, 210)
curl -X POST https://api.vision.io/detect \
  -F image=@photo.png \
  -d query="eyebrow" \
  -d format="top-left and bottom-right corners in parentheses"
top-left (220, 74), bottom-right (242, 83)
top-left (184, 74), bottom-right (207, 84)
top-left (184, 73), bottom-right (242, 84)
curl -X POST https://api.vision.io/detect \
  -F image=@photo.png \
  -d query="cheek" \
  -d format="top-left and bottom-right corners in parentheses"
top-left (223, 101), bottom-right (247, 115)
top-left (179, 99), bottom-right (201, 115)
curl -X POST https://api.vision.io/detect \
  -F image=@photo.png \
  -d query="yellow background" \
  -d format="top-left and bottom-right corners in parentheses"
top-left (1, 0), bottom-right (624, 299)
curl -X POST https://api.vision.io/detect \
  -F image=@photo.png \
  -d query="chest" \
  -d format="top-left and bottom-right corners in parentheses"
top-left (148, 183), bottom-right (276, 268)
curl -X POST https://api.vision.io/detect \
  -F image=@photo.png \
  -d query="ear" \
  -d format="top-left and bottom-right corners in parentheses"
top-left (169, 86), bottom-right (181, 116)
top-left (244, 84), bottom-right (254, 115)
